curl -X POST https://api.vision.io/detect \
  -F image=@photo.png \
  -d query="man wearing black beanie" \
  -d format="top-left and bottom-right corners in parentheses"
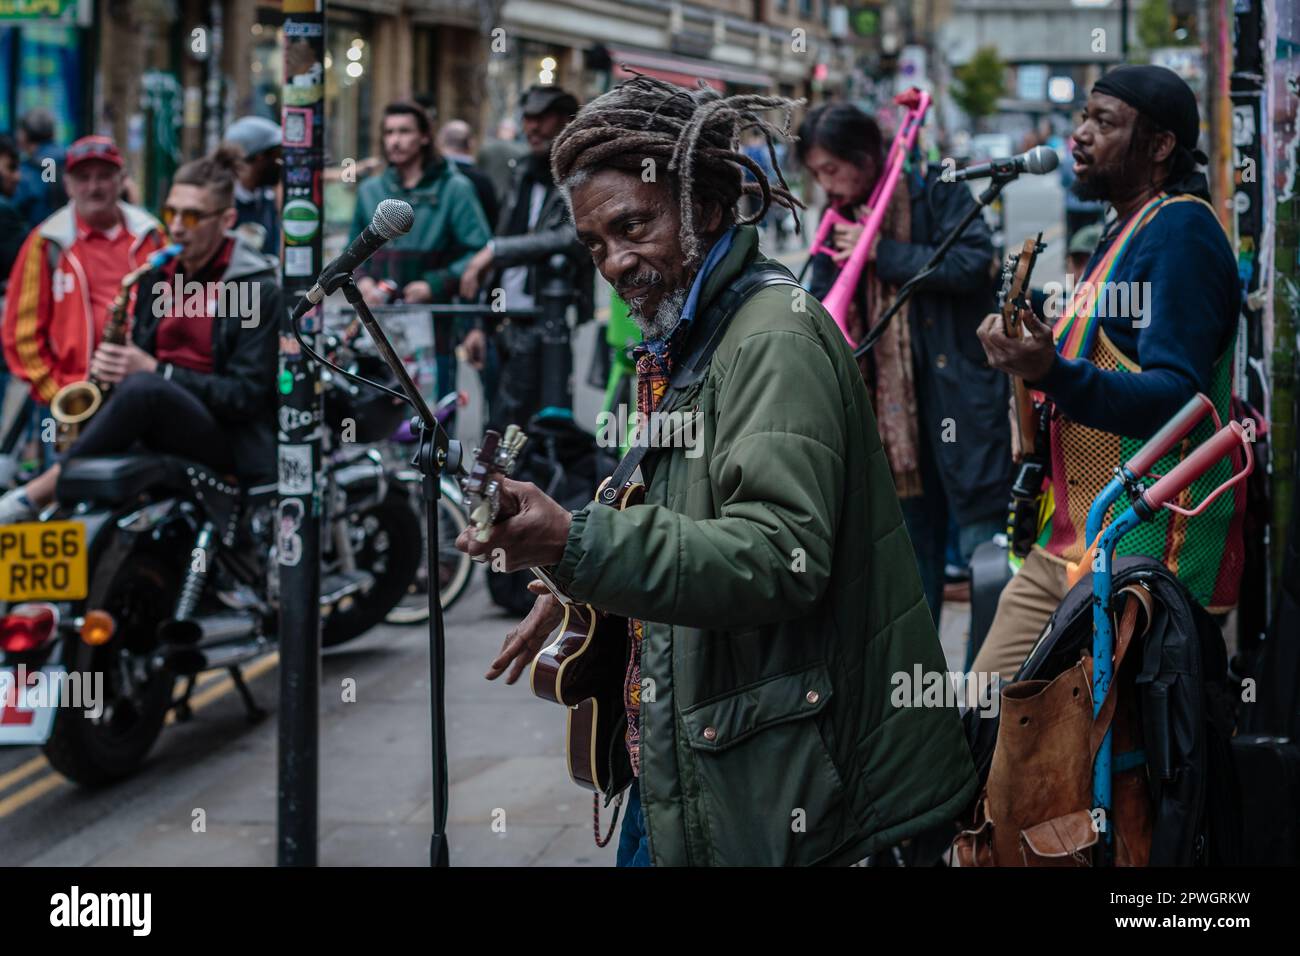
top-left (972, 64), bottom-right (1244, 680)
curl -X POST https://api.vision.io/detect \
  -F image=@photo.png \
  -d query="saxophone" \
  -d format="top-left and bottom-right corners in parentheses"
top-left (51, 243), bottom-right (183, 451)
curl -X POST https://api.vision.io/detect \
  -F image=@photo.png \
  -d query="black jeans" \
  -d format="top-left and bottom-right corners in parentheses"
top-left (64, 372), bottom-right (236, 474)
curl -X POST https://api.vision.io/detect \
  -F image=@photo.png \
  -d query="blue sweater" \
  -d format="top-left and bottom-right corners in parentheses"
top-left (1035, 199), bottom-right (1239, 439)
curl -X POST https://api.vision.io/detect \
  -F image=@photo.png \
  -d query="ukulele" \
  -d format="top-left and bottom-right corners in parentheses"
top-left (997, 234), bottom-right (1050, 557)
top-left (461, 430), bottom-right (635, 797)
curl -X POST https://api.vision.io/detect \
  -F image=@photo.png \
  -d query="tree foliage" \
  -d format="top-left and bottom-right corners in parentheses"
top-left (952, 47), bottom-right (1005, 123)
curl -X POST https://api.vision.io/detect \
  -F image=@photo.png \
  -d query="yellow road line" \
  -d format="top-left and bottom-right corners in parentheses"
top-left (0, 667), bottom-right (232, 799)
top-left (0, 653), bottom-right (281, 817)
top-left (175, 652), bottom-right (279, 715)
top-left (0, 769), bottom-right (65, 816)
top-left (0, 754), bottom-right (48, 793)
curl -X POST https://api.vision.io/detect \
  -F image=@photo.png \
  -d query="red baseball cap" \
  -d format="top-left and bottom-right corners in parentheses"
top-left (65, 135), bottom-right (124, 173)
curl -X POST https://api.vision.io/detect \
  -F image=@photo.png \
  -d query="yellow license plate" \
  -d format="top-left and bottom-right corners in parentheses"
top-left (0, 521), bottom-right (87, 602)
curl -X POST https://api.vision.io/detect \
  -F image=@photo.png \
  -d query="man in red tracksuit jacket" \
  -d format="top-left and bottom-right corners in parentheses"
top-left (2, 136), bottom-right (166, 410)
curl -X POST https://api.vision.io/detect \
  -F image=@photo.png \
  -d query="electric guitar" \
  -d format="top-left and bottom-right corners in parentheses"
top-left (997, 234), bottom-right (1050, 557)
top-left (461, 430), bottom-right (635, 797)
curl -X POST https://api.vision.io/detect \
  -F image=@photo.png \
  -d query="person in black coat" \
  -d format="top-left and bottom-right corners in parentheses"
top-left (458, 86), bottom-right (595, 431)
top-left (799, 103), bottom-right (1012, 625)
top-left (436, 119), bottom-right (500, 232)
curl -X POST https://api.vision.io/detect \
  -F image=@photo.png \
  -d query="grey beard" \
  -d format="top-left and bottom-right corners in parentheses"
top-left (630, 286), bottom-right (689, 342)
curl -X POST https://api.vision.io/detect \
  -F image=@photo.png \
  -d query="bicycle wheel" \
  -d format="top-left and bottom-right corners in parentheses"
top-left (385, 495), bottom-right (474, 623)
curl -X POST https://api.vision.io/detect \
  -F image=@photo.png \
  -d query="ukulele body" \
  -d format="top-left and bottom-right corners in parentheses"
top-left (529, 481), bottom-right (644, 795)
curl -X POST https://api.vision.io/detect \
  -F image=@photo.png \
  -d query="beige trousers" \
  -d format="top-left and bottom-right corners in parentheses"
top-left (971, 547), bottom-right (1071, 682)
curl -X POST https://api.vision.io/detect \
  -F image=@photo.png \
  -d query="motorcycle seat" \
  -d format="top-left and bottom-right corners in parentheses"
top-left (57, 455), bottom-right (241, 506)
top-left (57, 455), bottom-right (172, 504)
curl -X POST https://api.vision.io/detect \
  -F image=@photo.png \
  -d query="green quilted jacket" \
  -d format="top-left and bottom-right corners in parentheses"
top-left (552, 226), bottom-right (976, 865)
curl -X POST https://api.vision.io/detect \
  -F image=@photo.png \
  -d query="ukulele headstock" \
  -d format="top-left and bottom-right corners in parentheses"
top-left (998, 233), bottom-right (1047, 338)
top-left (461, 424), bottom-right (529, 542)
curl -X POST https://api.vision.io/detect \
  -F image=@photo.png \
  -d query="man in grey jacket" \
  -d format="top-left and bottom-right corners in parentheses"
top-left (459, 86), bottom-right (595, 429)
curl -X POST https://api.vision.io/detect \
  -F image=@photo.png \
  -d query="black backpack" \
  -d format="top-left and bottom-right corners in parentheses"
top-left (961, 556), bottom-right (1241, 865)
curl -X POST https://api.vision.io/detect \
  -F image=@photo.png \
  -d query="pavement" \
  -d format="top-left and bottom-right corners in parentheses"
top-left (2, 575), bottom-right (973, 867)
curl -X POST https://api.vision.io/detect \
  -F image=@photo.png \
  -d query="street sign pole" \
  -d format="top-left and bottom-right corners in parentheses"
top-left (276, 0), bottom-right (326, 867)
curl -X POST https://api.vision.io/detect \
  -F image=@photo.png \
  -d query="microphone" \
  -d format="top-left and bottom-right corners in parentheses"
top-left (948, 145), bottom-right (1059, 183)
top-left (304, 198), bottom-right (414, 305)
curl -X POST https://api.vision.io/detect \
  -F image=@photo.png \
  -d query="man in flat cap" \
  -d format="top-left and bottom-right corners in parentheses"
top-left (458, 85), bottom-right (594, 429)
top-left (223, 116), bottom-right (283, 255)
top-left (974, 64), bottom-right (1245, 680)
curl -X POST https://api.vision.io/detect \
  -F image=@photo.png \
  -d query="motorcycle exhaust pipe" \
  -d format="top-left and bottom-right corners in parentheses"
top-left (157, 610), bottom-right (261, 647)
top-left (154, 612), bottom-right (267, 675)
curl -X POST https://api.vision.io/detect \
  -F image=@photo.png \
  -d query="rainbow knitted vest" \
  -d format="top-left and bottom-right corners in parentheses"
top-left (1039, 194), bottom-right (1246, 610)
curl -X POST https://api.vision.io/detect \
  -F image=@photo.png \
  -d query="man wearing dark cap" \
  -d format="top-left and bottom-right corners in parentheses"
top-left (458, 85), bottom-right (594, 429)
top-left (223, 116), bottom-right (283, 255)
top-left (974, 64), bottom-right (1244, 680)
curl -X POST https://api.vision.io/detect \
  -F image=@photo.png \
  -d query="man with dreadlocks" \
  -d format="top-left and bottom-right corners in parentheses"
top-left (975, 65), bottom-right (1245, 681)
top-left (456, 76), bottom-right (976, 867)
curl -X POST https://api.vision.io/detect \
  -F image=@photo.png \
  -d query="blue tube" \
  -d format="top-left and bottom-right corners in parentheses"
top-left (1091, 505), bottom-right (1142, 849)
top-left (1085, 473), bottom-right (1128, 558)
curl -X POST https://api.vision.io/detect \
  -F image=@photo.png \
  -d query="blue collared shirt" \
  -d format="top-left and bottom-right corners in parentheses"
top-left (639, 226), bottom-right (738, 363)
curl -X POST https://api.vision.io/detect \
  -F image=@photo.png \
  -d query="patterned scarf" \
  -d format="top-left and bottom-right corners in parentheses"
top-left (847, 177), bottom-right (921, 497)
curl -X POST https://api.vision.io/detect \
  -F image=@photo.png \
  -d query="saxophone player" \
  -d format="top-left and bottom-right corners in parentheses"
top-left (0, 148), bottom-right (280, 523)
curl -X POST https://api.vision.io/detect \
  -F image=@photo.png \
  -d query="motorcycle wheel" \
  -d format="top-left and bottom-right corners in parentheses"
top-left (43, 552), bottom-right (180, 786)
top-left (385, 496), bottom-right (474, 624)
top-left (322, 492), bottom-right (423, 647)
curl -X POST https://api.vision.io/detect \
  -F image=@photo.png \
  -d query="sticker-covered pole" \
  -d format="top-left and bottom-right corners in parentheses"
top-left (276, 0), bottom-right (326, 867)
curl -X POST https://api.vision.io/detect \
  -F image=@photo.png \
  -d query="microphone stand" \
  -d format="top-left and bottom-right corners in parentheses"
top-left (331, 274), bottom-right (457, 867)
top-left (852, 170), bottom-right (1017, 359)
top-left (296, 261), bottom-right (562, 866)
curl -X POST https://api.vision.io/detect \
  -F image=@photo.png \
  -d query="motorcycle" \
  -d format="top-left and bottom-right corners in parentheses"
top-left (0, 335), bottom-right (422, 786)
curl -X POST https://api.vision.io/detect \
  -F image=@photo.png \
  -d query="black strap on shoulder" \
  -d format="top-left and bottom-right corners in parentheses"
top-left (597, 263), bottom-right (797, 505)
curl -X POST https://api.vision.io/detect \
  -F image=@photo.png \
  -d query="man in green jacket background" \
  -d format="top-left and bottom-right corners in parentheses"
top-left (456, 77), bottom-right (975, 866)
top-left (349, 100), bottom-right (490, 399)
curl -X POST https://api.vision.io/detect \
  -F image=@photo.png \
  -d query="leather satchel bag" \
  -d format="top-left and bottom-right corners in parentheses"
top-left (954, 587), bottom-right (1153, 866)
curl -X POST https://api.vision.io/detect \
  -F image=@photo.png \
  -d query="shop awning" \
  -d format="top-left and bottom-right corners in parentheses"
top-left (605, 45), bottom-right (771, 91)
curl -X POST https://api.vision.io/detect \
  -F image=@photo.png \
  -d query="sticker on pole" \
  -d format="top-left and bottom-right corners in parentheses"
top-left (282, 199), bottom-right (320, 245)
top-left (278, 444), bottom-right (314, 495)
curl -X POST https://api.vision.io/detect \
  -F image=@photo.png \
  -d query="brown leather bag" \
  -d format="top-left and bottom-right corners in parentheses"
top-left (954, 588), bottom-right (1154, 866)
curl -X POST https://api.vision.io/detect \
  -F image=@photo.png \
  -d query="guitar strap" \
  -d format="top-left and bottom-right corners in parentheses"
top-left (596, 263), bottom-right (799, 506)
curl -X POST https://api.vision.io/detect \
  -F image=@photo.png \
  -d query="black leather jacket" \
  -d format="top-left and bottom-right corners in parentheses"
top-left (489, 154), bottom-right (594, 326)
top-left (131, 237), bottom-right (280, 483)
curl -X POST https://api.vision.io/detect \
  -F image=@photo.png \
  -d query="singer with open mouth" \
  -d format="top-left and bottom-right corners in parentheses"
top-left (798, 102), bottom-right (1010, 627)
top-left (973, 65), bottom-right (1245, 683)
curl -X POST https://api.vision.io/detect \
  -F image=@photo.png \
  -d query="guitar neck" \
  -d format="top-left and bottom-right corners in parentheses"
top-left (530, 565), bottom-right (575, 606)
top-left (1012, 377), bottom-right (1037, 459)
